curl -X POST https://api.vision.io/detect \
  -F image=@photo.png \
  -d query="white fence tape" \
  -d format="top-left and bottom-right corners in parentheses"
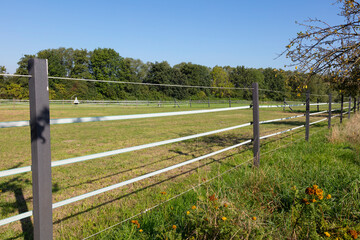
top-left (0, 106), bottom-right (251, 128)
top-left (0, 123), bottom-right (251, 178)
top-left (0, 139), bottom-right (252, 226)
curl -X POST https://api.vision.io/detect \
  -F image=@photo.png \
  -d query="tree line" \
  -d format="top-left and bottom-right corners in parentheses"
top-left (0, 47), bottom-right (341, 102)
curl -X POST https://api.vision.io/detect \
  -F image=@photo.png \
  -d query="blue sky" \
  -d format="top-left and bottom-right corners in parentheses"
top-left (1, 0), bottom-right (343, 73)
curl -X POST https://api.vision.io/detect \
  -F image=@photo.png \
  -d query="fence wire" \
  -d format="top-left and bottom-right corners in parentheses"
top-left (82, 123), bottom-right (326, 240)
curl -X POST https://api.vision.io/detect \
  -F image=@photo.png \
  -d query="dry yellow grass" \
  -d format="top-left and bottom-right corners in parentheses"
top-left (329, 113), bottom-right (360, 146)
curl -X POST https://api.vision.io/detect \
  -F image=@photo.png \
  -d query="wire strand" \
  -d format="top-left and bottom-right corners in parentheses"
top-left (48, 76), bottom-right (252, 90)
top-left (82, 123), bottom-right (314, 240)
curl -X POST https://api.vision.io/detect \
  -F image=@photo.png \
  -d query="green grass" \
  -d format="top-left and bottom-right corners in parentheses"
top-left (0, 103), bottom-right (348, 239)
top-left (100, 119), bottom-right (360, 240)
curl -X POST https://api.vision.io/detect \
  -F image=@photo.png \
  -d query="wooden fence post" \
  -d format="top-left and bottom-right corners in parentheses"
top-left (348, 96), bottom-right (351, 119)
top-left (354, 97), bottom-right (357, 113)
top-left (305, 91), bottom-right (310, 141)
top-left (28, 58), bottom-right (53, 240)
top-left (340, 94), bottom-right (344, 124)
top-left (328, 93), bottom-right (332, 129)
top-left (252, 83), bottom-right (260, 167)
top-left (283, 97), bottom-right (286, 112)
top-left (317, 98), bottom-right (320, 112)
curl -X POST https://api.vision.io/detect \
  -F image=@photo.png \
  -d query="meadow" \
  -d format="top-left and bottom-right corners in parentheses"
top-left (0, 101), bottom-right (349, 239)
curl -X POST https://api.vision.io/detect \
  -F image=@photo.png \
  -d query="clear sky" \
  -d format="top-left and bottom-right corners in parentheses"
top-left (0, 0), bottom-right (343, 73)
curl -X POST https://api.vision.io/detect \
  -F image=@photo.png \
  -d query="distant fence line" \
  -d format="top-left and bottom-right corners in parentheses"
top-left (0, 98), bottom-right (251, 106)
top-left (0, 60), bottom-right (359, 240)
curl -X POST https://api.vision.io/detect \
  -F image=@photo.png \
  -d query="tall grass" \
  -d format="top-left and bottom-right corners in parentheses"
top-left (329, 113), bottom-right (360, 147)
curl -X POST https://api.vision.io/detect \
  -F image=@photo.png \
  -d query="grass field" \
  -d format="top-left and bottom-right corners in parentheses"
top-left (0, 102), bottom-right (348, 239)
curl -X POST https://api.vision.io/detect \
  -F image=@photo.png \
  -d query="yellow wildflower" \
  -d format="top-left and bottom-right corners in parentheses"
top-left (349, 229), bottom-right (358, 239)
top-left (318, 195), bottom-right (324, 200)
top-left (191, 205), bottom-right (196, 210)
top-left (324, 232), bottom-right (331, 237)
top-left (252, 217), bottom-right (257, 221)
top-left (223, 203), bottom-right (228, 208)
top-left (172, 225), bottom-right (177, 230)
top-left (222, 217), bottom-right (227, 221)
top-left (313, 185), bottom-right (318, 190)
top-left (316, 188), bottom-right (323, 196)
top-left (139, 229), bottom-right (143, 233)
top-left (311, 198), bottom-right (317, 203)
top-left (305, 187), bottom-right (315, 195)
top-left (326, 194), bottom-right (331, 199)
top-left (186, 211), bottom-right (190, 215)
top-left (160, 191), bottom-right (166, 195)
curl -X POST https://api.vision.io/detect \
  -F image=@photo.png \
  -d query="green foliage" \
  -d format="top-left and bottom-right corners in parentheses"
top-left (211, 66), bottom-right (233, 98)
top-left (3, 47), bottom-right (347, 101)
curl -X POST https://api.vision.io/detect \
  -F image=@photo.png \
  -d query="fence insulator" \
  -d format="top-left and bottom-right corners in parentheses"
top-left (252, 82), bottom-right (260, 167)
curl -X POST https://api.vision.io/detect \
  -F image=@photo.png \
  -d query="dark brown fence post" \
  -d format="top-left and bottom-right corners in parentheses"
top-left (354, 97), bottom-right (357, 113)
top-left (28, 58), bottom-right (53, 240)
top-left (252, 83), bottom-right (260, 167)
top-left (348, 96), bottom-right (351, 119)
top-left (317, 98), bottom-right (320, 112)
top-left (305, 91), bottom-right (310, 141)
top-left (340, 94), bottom-right (344, 124)
top-left (328, 93), bottom-right (332, 129)
top-left (283, 97), bottom-right (286, 112)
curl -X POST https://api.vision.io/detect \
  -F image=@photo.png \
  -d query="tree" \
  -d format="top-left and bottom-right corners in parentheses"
top-left (89, 48), bottom-right (130, 99)
top-left (0, 66), bottom-right (7, 98)
top-left (283, 0), bottom-right (360, 95)
top-left (173, 62), bottom-right (212, 98)
top-left (262, 68), bottom-right (286, 101)
top-left (144, 61), bottom-right (188, 99)
top-left (211, 66), bottom-right (234, 98)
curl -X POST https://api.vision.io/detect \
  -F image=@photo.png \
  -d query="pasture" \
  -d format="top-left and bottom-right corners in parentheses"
top-left (0, 102), bottom-right (338, 239)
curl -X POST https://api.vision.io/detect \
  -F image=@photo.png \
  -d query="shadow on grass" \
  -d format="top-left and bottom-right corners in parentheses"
top-left (54, 133), bottom-right (251, 192)
top-left (53, 148), bottom-right (252, 225)
top-left (0, 164), bottom-right (33, 240)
